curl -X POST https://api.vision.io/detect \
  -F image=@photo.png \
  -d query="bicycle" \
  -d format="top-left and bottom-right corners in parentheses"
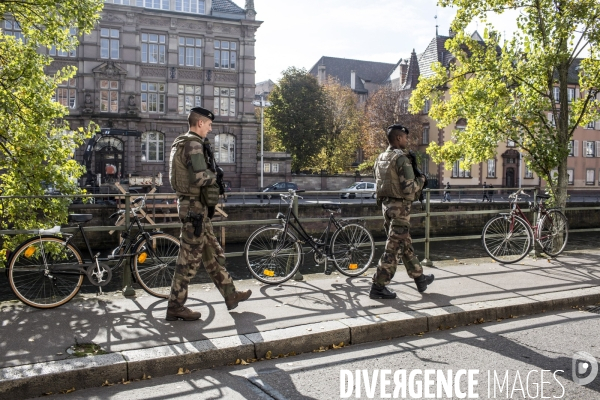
top-left (6, 196), bottom-right (180, 308)
top-left (481, 189), bottom-right (569, 263)
top-left (244, 189), bottom-right (375, 284)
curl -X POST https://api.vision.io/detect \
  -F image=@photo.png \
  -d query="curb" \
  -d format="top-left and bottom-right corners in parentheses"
top-left (1, 286), bottom-right (599, 398)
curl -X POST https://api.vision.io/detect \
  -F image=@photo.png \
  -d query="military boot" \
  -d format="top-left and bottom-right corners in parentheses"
top-left (414, 274), bottom-right (435, 293)
top-left (165, 306), bottom-right (201, 321)
top-left (369, 283), bottom-right (397, 299)
top-left (225, 290), bottom-right (252, 310)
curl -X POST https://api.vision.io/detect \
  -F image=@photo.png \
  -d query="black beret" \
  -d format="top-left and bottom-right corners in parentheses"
top-left (387, 124), bottom-right (409, 135)
top-left (190, 107), bottom-right (215, 121)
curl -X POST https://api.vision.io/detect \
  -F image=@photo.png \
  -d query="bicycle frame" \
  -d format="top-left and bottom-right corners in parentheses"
top-left (506, 197), bottom-right (552, 241)
top-left (278, 196), bottom-right (345, 260)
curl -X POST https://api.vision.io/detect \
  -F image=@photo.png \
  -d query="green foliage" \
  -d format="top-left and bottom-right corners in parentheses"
top-left (0, 1), bottom-right (103, 262)
top-left (264, 67), bottom-right (327, 171)
top-left (308, 78), bottom-right (364, 173)
top-left (411, 0), bottom-right (600, 207)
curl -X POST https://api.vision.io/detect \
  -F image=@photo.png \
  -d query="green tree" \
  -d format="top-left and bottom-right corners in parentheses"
top-left (410, 0), bottom-right (600, 206)
top-left (0, 1), bottom-right (103, 260)
top-left (308, 77), bottom-right (363, 173)
top-left (264, 67), bottom-right (327, 171)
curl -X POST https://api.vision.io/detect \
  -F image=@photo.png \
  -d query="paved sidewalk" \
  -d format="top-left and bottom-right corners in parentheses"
top-left (1, 249), bottom-right (599, 398)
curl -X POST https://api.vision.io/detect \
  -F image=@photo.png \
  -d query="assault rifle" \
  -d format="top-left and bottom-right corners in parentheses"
top-left (203, 139), bottom-right (226, 196)
top-left (407, 150), bottom-right (428, 210)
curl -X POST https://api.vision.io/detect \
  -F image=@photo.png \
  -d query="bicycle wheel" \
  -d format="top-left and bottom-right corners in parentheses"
top-left (8, 236), bottom-right (84, 308)
top-left (244, 226), bottom-right (302, 284)
top-left (482, 215), bottom-right (531, 263)
top-left (331, 223), bottom-right (375, 276)
top-left (537, 210), bottom-right (569, 257)
top-left (132, 233), bottom-right (180, 298)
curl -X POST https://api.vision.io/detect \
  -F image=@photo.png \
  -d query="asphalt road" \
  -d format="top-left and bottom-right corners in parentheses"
top-left (42, 308), bottom-right (600, 399)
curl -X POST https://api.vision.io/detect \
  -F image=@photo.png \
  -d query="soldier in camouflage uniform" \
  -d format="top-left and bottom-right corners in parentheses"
top-left (166, 107), bottom-right (251, 321)
top-left (370, 124), bottom-right (435, 299)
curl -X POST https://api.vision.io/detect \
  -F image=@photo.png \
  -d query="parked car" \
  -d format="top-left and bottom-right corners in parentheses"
top-left (257, 182), bottom-right (298, 198)
top-left (340, 182), bottom-right (376, 199)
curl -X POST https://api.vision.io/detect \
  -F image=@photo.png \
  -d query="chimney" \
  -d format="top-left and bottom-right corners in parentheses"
top-left (318, 65), bottom-right (326, 84)
top-left (449, 28), bottom-right (456, 38)
top-left (351, 70), bottom-right (356, 90)
top-left (399, 59), bottom-right (408, 86)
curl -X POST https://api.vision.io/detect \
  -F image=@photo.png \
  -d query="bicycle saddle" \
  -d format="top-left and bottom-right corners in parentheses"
top-left (68, 214), bottom-right (93, 223)
top-left (322, 204), bottom-right (341, 211)
top-left (536, 194), bottom-right (550, 199)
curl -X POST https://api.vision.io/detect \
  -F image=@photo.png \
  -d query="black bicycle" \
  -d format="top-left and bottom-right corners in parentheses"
top-left (7, 196), bottom-right (180, 308)
top-left (244, 189), bottom-right (375, 284)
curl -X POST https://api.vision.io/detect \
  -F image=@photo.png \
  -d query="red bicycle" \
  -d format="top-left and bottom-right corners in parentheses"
top-left (482, 189), bottom-right (569, 263)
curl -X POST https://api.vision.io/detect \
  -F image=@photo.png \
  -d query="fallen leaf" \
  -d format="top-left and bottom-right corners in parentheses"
top-left (235, 359), bottom-right (241, 365)
top-left (240, 359), bottom-right (248, 365)
top-left (265, 351), bottom-right (272, 359)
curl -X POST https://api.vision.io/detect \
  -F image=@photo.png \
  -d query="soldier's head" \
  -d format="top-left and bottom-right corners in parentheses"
top-left (386, 124), bottom-right (409, 149)
top-left (188, 107), bottom-right (215, 138)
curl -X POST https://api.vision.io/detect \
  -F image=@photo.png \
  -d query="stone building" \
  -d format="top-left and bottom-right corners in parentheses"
top-left (48, 0), bottom-right (262, 192)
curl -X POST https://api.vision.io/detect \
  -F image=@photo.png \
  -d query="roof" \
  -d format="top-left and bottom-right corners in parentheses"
top-left (418, 35), bottom-right (452, 79)
top-left (309, 56), bottom-right (396, 91)
top-left (212, 0), bottom-right (245, 15)
top-left (403, 49), bottom-right (421, 89)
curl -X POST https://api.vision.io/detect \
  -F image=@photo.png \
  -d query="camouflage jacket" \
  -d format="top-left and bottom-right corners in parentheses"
top-left (374, 146), bottom-right (424, 201)
top-left (169, 131), bottom-right (216, 197)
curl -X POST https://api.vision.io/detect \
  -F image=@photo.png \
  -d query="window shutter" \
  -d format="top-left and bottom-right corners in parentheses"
top-left (575, 87), bottom-right (580, 99)
top-left (596, 141), bottom-right (600, 157)
top-left (574, 140), bottom-right (579, 157)
top-left (548, 113), bottom-right (553, 126)
top-left (583, 141), bottom-right (588, 157)
top-left (596, 120), bottom-right (600, 130)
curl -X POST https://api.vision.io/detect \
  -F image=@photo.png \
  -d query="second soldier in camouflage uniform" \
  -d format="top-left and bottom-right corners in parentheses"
top-left (369, 124), bottom-right (434, 299)
top-left (166, 106), bottom-right (251, 321)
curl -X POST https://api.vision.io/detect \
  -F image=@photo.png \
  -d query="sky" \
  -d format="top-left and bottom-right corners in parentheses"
top-left (230, 0), bottom-right (520, 84)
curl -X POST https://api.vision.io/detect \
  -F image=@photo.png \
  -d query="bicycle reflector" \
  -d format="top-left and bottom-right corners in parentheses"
top-left (24, 246), bottom-right (35, 258)
top-left (138, 252), bottom-right (147, 264)
top-left (349, 263), bottom-right (358, 270)
top-left (263, 269), bottom-right (275, 277)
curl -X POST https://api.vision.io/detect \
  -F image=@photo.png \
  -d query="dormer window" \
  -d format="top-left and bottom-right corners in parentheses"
top-left (175, 0), bottom-right (206, 14)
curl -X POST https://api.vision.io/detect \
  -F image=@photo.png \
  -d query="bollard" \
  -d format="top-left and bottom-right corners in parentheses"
top-left (292, 193), bottom-right (304, 281)
top-left (122, 192), bottom-right (136, 297)
top-left (421, 189), bottom-right (434, 267)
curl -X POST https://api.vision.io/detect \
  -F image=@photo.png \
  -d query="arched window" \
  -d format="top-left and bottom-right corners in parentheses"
top-left (141, 131), bottom-right (164, 162)
top-left (214, 134), bottom-right (235, 163)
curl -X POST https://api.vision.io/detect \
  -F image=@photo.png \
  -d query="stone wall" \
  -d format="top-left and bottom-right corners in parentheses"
top-left (69, 201), bottom-right (600, 249)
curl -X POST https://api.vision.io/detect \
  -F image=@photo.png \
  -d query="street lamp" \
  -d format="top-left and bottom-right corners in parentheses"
top-left (252, 96), bottom-right (272, 190)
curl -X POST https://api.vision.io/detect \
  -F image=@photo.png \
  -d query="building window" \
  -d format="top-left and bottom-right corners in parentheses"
top-left (567, 87), bottom-right (575, 103)
top-left (215, 134), bottom-right (235, 163)
top-left (213, 87), bottom-right (236, 117)
top-left (568, 140), bottom-right (578, 157)
top-left (175, 0), bottom-right (206, 14)
top-left (178, 84), bottom-right (202, 114)
top-left (100, 80), bottom-right (119, 113)
top-left (263, 163), bottom-right (270, 173)
top-left (553, 87), bottom-right (559, 103)
top-left (586, 121), bottom-right (595, 129)
top-left (100, 28), bottom-right (119, 59)
top-left (214, 40), bottom-right (237, 69)
top-left (422, 126), bottom-right (429, 144)
top-left (110, 0), bottom-right (132, 4)
top-left (452, 160), bottom-right (471, 178)
top-left (50, 27), bottom-right (77, 57)
top-left (487, 159), bottom-right (496, 178)
top-left (272, 163), bottom-right (279, 173)
top-left (507, 140), bottom-right (515, 147)
top-left (178, 37), bottom-right (202, 67)
top-left (586, 169), bottom-right (595, 185)
top-left (507, 158), bottom-right (515, 164)
top-left (142, 33), bottom-right (166, 64)
top-left (567, 169), bottom-right (574, 185)
top-left (141, 82), bottom-right (165, 113)
top-left (4, 20), bottom-right (24, 41)
top-left (55, 78), bottom-right (77, 109)
top-left (141, 132), bottom-right (164, 162)
top-left (525, 165), bottom-right (533, 179)
top-left (423, 100), bottom-right (430, 114)
top-left (135, 0), bottom-right (169, 9)
top-left (584, 141), bottom-right (596, 157)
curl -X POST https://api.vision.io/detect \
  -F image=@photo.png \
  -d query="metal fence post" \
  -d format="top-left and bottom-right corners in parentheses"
top-left (121, 192), bottom-right (136, 297)
top-left (421, 189), bottom-right (434, 267)
top-left (292, 193), bottom-right (304, 281)
top-left (531, 187), bottom-right (543, 258)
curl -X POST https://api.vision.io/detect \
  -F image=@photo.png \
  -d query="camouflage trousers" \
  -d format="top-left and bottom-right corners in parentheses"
top-left (372, 198), bottom-right (423, 287)
top-left (168, 197), bottom-right (236, 309)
